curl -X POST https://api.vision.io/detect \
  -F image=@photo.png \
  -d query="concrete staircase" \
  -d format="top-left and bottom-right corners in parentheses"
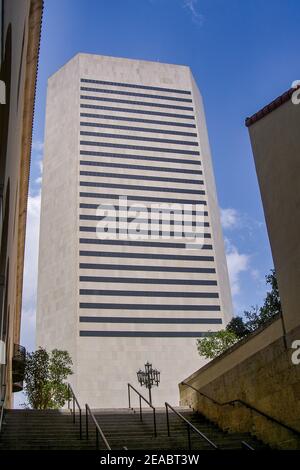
top-left (0, 407), bottom-right (266, 450)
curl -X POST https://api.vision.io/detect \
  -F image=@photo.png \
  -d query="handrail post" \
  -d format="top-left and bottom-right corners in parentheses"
top-left (166, 403), bottom-right (170, 437)
top-left (139, 395), bottom-right (142, 421)
top-left (73, 396), bottom-right (75, 423)
top-left (79, 408), bottom-right (82, 440)
top-left (187, 424), bottom-right (191, 451)
top-left (67, 384), bottom-right (70, 410)
top-left (85, 404), bottom-right (89, 440)
top-left (128, 384), bottom-right (131, 409)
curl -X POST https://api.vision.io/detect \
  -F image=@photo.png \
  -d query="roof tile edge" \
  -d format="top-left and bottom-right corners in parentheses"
top-left (245, 85), bottom-right (300, 127)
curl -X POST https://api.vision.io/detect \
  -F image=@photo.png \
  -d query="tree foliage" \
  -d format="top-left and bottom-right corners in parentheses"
top-left (197, 269), bottom-right (282, 359)
top-left (226, 315), bottom-right (249, 338)
top-left (197, 330), bottom-right (239, 359)
top-left (23, 348), bottom-right (73, 409)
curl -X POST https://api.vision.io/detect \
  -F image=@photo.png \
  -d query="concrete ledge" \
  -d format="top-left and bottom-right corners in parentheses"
top-left (179, 317), bottom-right (300, 449)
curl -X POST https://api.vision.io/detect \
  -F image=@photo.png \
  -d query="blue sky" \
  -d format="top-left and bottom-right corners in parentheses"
top-left (21, 0), bottom-right (300, 354)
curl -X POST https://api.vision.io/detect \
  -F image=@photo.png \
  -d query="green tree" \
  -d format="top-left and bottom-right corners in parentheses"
top-left (226, 315), bottom-right (249, 338)
top-left (196, 269), bottom-right (282, 359)
top-left (196, 330), bottom-right (239, 359)
top-left (244, 269), bottom-right (282, 332)
top-left (23, 348), bottom-right (73, 409)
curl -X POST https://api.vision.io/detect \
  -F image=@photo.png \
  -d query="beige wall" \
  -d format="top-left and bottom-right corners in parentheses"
top-left (247, 99), bottom-right (300, 335)
top-left (37, 53), bottom-right (233, 408)
top-left (0, 0), bottom-right (42, 405)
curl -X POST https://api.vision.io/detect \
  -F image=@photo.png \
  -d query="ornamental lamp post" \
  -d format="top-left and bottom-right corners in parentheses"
top-left (136, 361), bottom-right (160, 406)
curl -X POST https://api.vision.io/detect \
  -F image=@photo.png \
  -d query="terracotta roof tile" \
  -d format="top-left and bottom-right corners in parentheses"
top-left (245, 85), bottom-right (300, 127)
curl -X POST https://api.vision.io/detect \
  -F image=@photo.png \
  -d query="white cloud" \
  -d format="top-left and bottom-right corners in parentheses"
top-left (183, 0), bottom-right (204, 25)
top-left (32, 140), bottom-right (44, 152)
top-left (221, 207), bottom-right (240, 230)
top-left (225, 238), bottom-right (250, 297)
top-left (20, 182), bottom-right (42, 352)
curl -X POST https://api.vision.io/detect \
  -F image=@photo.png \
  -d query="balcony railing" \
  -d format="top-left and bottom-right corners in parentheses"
top-left (12, 344), bottom-right (26, 389)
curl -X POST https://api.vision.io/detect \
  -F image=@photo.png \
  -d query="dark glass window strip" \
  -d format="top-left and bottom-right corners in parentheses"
top-left (81, 78), bottom-right (191, 95)
top-left (80, 192), bottom-right (207, 205)
top-left (80, 113), bottom-right (196, 128)
top-left (80, 160), bottom-right (203, 175)
top-left (80, 331), bottom-right (212, 338)
top-left (80, 170), bottom-right (203, 185)
top-left (79, 226), bottom-right (211, 240)
top-left (80, 203), bottom-right (208, 217)
top-left (80, 238), bottom-right (212, 250)
top-left (79, 275), bottom-right (216, 285)
top-left (80, 317), bottom-right (222, 324)
top-left (80, 87), bottom-right (193, 103)
top-left (80, 150), bottom-right (201, 166)
top-left (79, 250), bottom-right (213, 261)
top-left (79, 238), bottom-right (212, 251)
top-left (80, 95), bottom-right (193, 111)
top-left (80, 121), bottom-right (197, 137)
top-left (80, 181), bottom-right (205, 196)
top-left (79, 303), bottom-right (220, 311)
top-left (80, 104), bottom-right (195, 120)
top-left (80, 141), bottom-right (200, 156)
top-left (79, 216), bottom-right (209, 228)
top-left (79, 289), bottom-right (218, 298)
top-left (79, 263), bottom-right (215, 273)
top-left (80, 130), bottom-right (198, 147)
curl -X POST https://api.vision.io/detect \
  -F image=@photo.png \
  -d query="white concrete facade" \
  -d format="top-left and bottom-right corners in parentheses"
top-left (36, 54), bottom-right (233, 408)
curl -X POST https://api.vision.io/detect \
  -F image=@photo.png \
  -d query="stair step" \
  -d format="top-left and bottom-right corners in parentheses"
top-left (0, 407), bottom-right (267, 450)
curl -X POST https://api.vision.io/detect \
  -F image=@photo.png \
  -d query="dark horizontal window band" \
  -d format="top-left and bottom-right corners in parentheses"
top-left (80, 141), bottom-right (200, 156)
top-left (80, 87), bottom-right (193, 103)
top-left (80, 113), bottom-right (196, 128)
top-left (79, 251), bottom-right (213, 261)
top-left (80, 275), bottom-right (217, 286)
top-left (80, 150), bottom-right (201, 166)
top-left (79, 316), bottom-right (222, 324)
top-left (80, 192), bottom-right (207, 205)
top-left (80, 181), bottom-right (205, 196)
top-left (79, 228), bottom-right (211, 242)
top-left (80, 170), bottom-right (203, 186)
top-left (80, 104), bottom-right (195, 120)
top-left (79, 303), bottom-right (220, 311)
top-left (80, 238), bottom-right (213, 250)
top-left (80, 120), bottom-right (197, 135)
top-left (80, 160), bottom-right (203, 176)
top-left (81, 78), bottom-right (192, 95)
top-left (79, 289), bottom-right (218, 298)
top-left (80, 95), bottom-right (193, 112)
top-left (80, 131), bottom-right (199, 147)
top-left (79, 216), bottom-right (209, 228)
top-left (79, 263), bottom-right (215, 273)
top-left (80, 331), bottom-right (211, 338)
top-left (79, 227), bottom-right (211, 240)
top-left (80, 203), bottom-right (208, 217)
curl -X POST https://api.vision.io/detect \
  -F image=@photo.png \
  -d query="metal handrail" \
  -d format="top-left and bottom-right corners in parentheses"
top-left (0, 385), bottom-right (7, 435)
top-left (67, 383), bottom-right (82, 439)
top-left (241, 440), bottom-right (255, 450)
top-left (128, 383), bottom-right (157, 437)
top-left (181, 381), bottom-right (300, 438)
top-left (85, 404), bottom-right (111, 450)
top-left (165, 402), bottom-right (218, 450)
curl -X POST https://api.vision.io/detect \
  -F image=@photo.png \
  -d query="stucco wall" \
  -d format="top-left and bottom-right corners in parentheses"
top-left (180, 317), bottom-right (300, 449)
top-left (247, 98), bottom-right (300, 335)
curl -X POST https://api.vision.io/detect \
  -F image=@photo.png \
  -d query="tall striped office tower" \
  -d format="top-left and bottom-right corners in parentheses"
top-left (36, 54), bottom-right (233, 407)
